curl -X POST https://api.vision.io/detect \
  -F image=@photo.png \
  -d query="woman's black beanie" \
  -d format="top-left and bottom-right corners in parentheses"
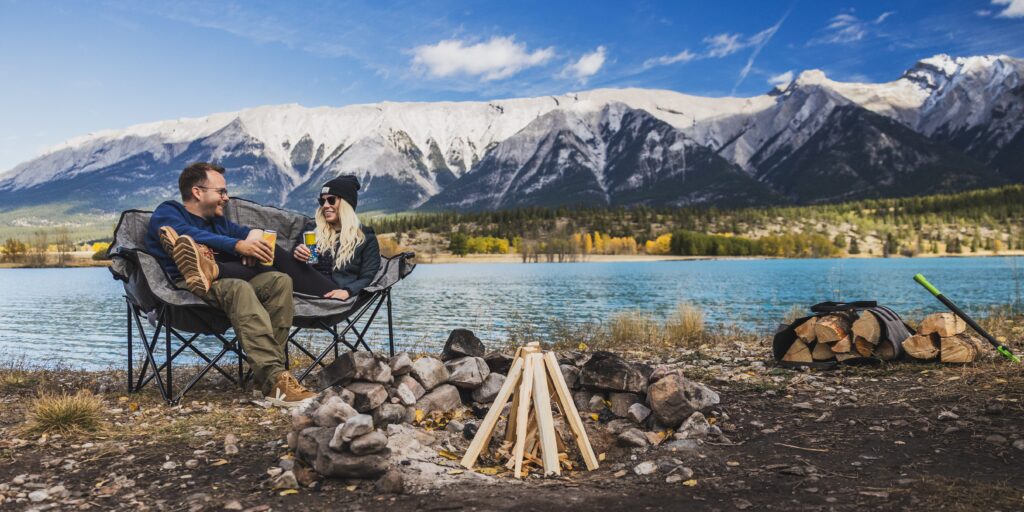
top-left (321, 175), bottom-right (360, 209)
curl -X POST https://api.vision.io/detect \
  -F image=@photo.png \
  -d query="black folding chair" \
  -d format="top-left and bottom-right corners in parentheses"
top-left (107, 200), bottom-right (416, 404)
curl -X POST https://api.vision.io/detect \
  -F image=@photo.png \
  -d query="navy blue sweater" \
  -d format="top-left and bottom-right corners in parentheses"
top-left (145, 201), bottom-right (251, 281)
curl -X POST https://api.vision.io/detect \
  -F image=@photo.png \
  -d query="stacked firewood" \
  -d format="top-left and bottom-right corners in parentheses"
top-left (783, 310), bottom-right (898, 363)
top-left (902, 312), bottom-right (990, 363)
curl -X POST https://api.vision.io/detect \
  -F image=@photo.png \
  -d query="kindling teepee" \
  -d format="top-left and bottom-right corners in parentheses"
top-left (460, 343), bottom-right (599, 477)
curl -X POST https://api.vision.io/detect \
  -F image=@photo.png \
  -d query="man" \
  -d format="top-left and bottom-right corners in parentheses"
top-left (145, 162), bottom-right (315, 407)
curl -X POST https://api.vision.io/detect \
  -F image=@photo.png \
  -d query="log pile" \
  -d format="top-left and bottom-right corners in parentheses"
top-left (783, 310), bottom-right (898, 363)
top-left (905, 313), bottom-right (989, 363)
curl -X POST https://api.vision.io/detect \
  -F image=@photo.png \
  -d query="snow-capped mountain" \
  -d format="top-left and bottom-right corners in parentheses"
top-left (0, 54), bottom-right (1021, 215)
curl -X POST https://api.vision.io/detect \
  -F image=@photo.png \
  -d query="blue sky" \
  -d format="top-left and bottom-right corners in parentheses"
top-left (1, 0), bottom-right (1023, 172)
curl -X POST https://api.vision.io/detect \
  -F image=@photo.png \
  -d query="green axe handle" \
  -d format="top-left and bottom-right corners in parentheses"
top-left (913, 273), bottom-right (1020, 363)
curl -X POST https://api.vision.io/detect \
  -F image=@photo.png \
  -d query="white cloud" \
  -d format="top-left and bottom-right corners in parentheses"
top-left (732, 11), bottom-right (790, 94)
top-left (704, 33), bottom-right (745, 58)
top-left (976, 9), bottom-right (993, 16)
top-left (642, 49), bottom-right (697, 69)
top-left (411, 36), bottom-right (555, 81)
top-left (993, 0), bottom-right (1024, 18)
top-left (560, 46), bottom-right (607, 83)
top-left (768, 70), bottom-right (794, 86)
top-left (809, 10), bottom-right (894, 45)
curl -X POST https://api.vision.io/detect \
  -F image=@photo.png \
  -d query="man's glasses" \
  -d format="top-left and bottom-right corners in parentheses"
top-left (318, 196), bottom-right (340, 207)
top-left (196, 186), bottom-right (229, 197)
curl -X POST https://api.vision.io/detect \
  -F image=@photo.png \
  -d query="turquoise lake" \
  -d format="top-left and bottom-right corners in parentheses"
top-left (0, 257), bottom-right (1021, 369)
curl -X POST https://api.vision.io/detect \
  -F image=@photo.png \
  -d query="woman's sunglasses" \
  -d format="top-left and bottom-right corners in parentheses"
top-left (318, 196), bottom-right (339, 207)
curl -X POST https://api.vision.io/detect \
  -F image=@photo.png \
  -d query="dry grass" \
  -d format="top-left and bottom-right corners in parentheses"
top-left (664, 303), bottom-right (706, 341)
top-left (24, 389), bottom-right (104, 435)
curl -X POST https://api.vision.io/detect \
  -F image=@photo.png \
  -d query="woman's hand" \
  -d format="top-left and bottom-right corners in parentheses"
top-left (324, 289), bottom-right (350, 300)
top-left (293, 244), bottom-right (311, 262)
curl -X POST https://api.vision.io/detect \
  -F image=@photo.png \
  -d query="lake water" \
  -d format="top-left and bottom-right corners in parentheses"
top-left (1, 257), bottom-right (1021, 369)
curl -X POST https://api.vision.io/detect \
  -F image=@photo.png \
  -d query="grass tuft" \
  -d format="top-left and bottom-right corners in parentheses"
top-left (24, 389), bottom-right (104, 435)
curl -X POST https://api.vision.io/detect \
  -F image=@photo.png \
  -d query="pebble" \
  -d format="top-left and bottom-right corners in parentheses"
top-left (1014, 439), bottom-right (1024, 451)
top-left (937, 411), bottom-right (959, 421)
top-left (28, 490), bottom-right (48, 502)
top-left (162, 461), bottom-right (178, 470)
top-left (633, 461), bottom-right (658, 476)
top-left (185, 459), bottom-right (199, 469)
top-left (792, 402), bottom-right (814, 411)
top-left (223, 500), bottom-right (243, 510)
top-left (985, 434), bottom-right (1008, 445)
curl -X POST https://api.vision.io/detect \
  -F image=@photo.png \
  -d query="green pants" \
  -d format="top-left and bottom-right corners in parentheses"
top-left (199, 272), bottom-right (294, 394)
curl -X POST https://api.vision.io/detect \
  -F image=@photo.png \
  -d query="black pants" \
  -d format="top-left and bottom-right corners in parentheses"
top-left (216, 245), bottom-right (338, 297)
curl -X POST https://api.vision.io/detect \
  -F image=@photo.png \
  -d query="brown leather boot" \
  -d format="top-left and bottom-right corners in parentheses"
top-left (267, 372), bottom-right (316, 408)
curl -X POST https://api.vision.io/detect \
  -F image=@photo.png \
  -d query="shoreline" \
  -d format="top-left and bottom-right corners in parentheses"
top-left (1, 250), bottom-right (1023, 269)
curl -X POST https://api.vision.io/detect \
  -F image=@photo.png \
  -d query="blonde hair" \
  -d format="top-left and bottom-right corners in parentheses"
top-left (315, 199), bottom-right (365, 271)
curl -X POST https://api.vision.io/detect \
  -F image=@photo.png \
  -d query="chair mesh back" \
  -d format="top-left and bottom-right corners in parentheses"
top-left (224, 199), bottom-right (309, 252)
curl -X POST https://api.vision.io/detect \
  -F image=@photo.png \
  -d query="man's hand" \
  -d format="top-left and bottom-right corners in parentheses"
top-left (294, 244), bottom-right (311, 262)
top-left (324, 289), bottom-right (350, 300)
top-left (235, 238), bottom-right (273, 263)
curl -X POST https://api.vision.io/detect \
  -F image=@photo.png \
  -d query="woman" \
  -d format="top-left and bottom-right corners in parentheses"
top-left (287, 175), bottom-right (381, 300)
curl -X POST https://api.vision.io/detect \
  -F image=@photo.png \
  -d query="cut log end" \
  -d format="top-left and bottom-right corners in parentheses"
top-left (814, 314), bottom-right (852, 344)
top-left (810, 341), bottom-right (835, 361)
top-left (940, 333), bottom-right (982, 363)
top-left (919, 312), bottom-right (967, 338)
top-left (782, 340), bottom-right (813, 363)
top-left (794, 317), bottom-right (818, 343)
top-left (852, 311), bottom-right (881, 344)
top-left (903, 333), bottom-right (940, 360)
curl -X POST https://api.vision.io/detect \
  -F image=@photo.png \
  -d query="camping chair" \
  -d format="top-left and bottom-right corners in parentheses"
top-left (107, 199), bottom-right (416, 404)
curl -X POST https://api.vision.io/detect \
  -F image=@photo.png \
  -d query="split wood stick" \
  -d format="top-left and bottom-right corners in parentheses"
top-left (782, 340), bottom-right (813, 363)
top-left (794, 317), bottom-right (817, 343)
top-left (542, 352), bottom-right (599, 470)
top-left (919, 312), bottom-right (967, 338)
top-left (940, 333), bottom-right (980, 363)
top-left (854, 336), bottom-right (875, 357)
top-left (810, 341), bottom-right (835, 361)
top-left (902, 333), bottom-right (940, 360)
top-left (531, 353), bottom-right (560, 476)
top-left (852, 311), bottom-right (881, 344)
top-left (507, 410), bottom-right (538, 469)
top-left (460, 355), bottom-right (525, 470)
top-left (511, 354), bottom-right (537, 478)
top-left (872, 341), bottom-right (897, 361)
top-left (814, 314), bottom-right (852, 344)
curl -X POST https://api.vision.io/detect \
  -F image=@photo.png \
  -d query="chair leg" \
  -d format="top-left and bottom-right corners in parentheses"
top-left (386, 290), bottom-right (395, 357)
top-left (126, 298), bottom-right (134, 393)
top-left (164, 307), bottom-right (173, 399)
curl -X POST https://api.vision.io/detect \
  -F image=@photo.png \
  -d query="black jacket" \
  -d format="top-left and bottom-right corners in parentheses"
top-left (297, 224), bottom-right (381, 296)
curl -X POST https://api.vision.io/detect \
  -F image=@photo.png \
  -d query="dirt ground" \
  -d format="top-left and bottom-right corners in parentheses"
top-left (1, 340), bottom-right (1023, 511)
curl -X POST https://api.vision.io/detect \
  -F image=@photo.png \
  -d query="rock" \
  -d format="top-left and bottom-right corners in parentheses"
top-left (471, 373), bottom-right (505, 403)
top-left (677, 412), bottom-right (711, 440)
top-left (350, 430), bottom-right (389, 455)
top-left (559, 365), bottom-right (580, 389)
top-left (558, 351), bottom-right (590, 367)
top-left (396, 375), bottom-right (426, 405)
top-left (588, 394), bottom-right (607, 412)
top-left (375, 468), bottom-right (405, 494)
top-left (347, 382), bottom-right (389, 413)
top-left (579, 351), bottom-right (647, 393)
top-left (315, 448), bottom-right (391, 479)
top-left (331, 414), bottom-right (375, 449)
top-left (647, 374), bottom-right (720, 426)
top-left (441, 329), bottom-right (485, 361)
top-left (416, 384), bottom-right (462, 414)
top-left (985, 434), bottom-right (1008, 445)
top-left (411, 357), bottom-right (449, 391)
top-left (389, 352), bottom-right (413, 376)
top-left (279, 458), bottom-right (295, 471)
top-left (373, 404), bottom-right (407, 427)
top-left (314, 396), bottom-right (359, 427)
top-left (938, 410), bottom-right (959, 421)
top-left (634, 461), bottom-right (658, 475)
top-left (28, 490), bottom-right (48, 502)
top-left (483, 351), bottom-right (514, 374)
top-left (271, 470), bottom-right (299, 490)
top-left (320, 351), bottom-right (392, 387)
top-left (291, 409), bottom-right (315, 431)
top-left (627, 403), bottom-right (651, 424)
top-left (666, 467), bottom-right (694, 483)
top-left (609, 392), bottom-right (642, 418)
top-left (297, 427), bottom-right (333, 463)
top-left (162, 460), bottom-right (178, 470)
top-left (663, 438), bottom-right (701, 456)
top-left (445, 357), bottom-right (490, 389)
top-left (572, 390), bottom-right (594, 412)
top-left (606, 419), bottom-right (635, 435)
top-left (618, 428), bottom-right (650, 447)
top-left (1013, 439), bottom-right (1024, 451)
top-left (446, 420), bottom-right (465, 433)
top-left (223, 500), bottom-right (243, 510)
top-left (648, 366), bottom-right (676, 383)
top-left (224, 434), bottom-right (239, 455)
